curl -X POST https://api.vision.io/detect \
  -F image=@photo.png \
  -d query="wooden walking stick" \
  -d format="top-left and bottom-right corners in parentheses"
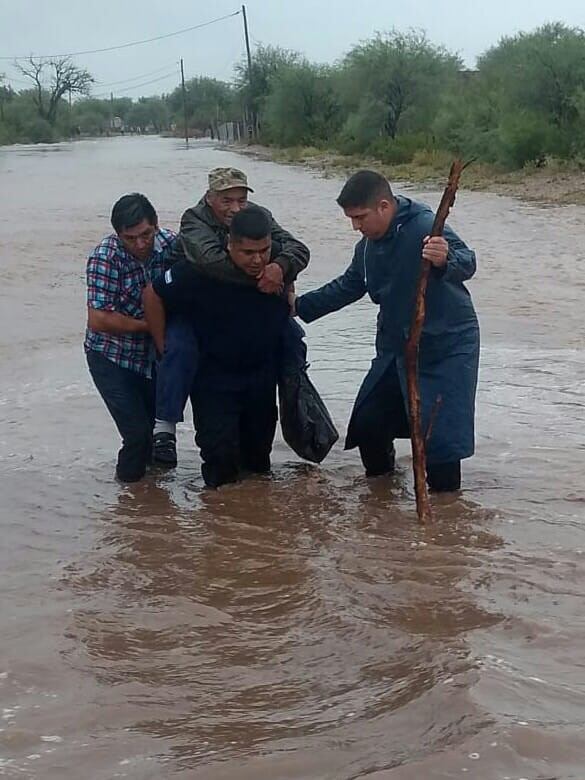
top-left (405, 160), bottom-right (468, 523)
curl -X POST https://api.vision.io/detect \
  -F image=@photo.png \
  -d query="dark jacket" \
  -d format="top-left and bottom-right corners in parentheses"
top-left (179, 198), bottom-right (309, 286)
top-left (296, 196), bottom-right (480, 464)
top-left (152, 259), bottom-right (289, 379)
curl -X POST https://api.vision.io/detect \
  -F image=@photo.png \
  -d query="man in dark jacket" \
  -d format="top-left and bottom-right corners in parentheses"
top-left (153, 167), bottom-right (309, 466)
top-left (291, 170), bottom-right (480, 492)
top-left (146, 206), bottom-right (290, 488)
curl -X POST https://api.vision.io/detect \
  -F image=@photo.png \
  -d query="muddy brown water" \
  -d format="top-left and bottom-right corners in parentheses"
top-left (1, 136), bottom-right (585, 779)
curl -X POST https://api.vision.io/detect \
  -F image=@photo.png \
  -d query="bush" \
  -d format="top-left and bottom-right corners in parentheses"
top-left (0, 123), bottom-right (15, 144)
top-left (335, 98), bottom-right (386, 155)
top-left (20, 117), bottom-right (55, 144)
top-left (367, 133), bottom-right (435, 164)
top-left (496, 113), bottom-right (555, 168)
top-left (411, 148), bottom-right (454, 168)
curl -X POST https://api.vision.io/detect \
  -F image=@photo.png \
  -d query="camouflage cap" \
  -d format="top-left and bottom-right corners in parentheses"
top-left (208, 167), bottom-right (254, 193)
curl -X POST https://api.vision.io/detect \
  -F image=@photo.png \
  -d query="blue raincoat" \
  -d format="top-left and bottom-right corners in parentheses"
top-left (296, 196), bottom-right (480, 464)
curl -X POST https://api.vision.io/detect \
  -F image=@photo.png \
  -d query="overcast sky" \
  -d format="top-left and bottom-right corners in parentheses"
top-left (1, 0), bottom-right (584, 98)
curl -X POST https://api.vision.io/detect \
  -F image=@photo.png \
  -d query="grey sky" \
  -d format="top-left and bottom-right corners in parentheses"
top-left (1, 0), bottom-right (584, 98)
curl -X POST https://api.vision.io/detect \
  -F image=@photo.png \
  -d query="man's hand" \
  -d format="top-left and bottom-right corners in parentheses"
top-left (422, 235), bottom-right (449, 268)
top-left (87, 307), bottom-right (150, 336)
top-left (257, 262), bottom-right (284, 295)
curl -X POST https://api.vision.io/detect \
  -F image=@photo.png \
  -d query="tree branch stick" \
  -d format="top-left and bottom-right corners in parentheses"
top-left (405, 159), bottom-right (467, 523)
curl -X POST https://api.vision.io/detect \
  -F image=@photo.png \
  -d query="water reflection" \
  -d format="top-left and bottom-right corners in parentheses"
top-left (60, 470), bottom-right (502, 775)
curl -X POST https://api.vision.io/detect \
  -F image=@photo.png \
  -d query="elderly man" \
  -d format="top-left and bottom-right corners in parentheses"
top-left (153, 167), bottom-right (309, 466)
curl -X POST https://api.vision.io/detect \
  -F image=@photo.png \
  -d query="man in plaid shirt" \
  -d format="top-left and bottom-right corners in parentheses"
top-left (85, 193), bottom-right (176, 482)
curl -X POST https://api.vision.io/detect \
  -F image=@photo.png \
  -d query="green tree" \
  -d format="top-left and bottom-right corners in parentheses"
top-left (72, 98), bottom-right (111, 134)
top-left (2, 90), bottom-right (55, 142)
top-left (339, 30), bottom-right (462, 140)
top-left (110, 97), bottom-right (134, 122)
top-left (126, 97), bottom-right (169, 133)
top-left (166, 76), bottom-right (235, 134)
top-left (434, 23), bottom-right (585, 167)
top-left (263, 62), bottom-right (341, 146)
top-left (432, 72), bottom-right (502, 160)
top-left (0, 75), bottom-right (15, 122)
top-left (235, 44), bottom-right (301, 123)
top-left (478, 23), bottom-right (585, 130)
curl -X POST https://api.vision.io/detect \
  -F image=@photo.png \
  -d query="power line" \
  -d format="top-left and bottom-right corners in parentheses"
top-left (3, 64), bottom-right (176, 90)
top-left (92, 70), bottom-right (179, 98)
top-left (0, 10), bottom-right (241, 61)
top-left (96, 63), bottom-right (177, 87)
top-left (112, 70), bottom-right (179, 94)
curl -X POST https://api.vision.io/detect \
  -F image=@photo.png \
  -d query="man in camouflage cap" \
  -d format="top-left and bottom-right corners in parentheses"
top-left (150, 166), bottom-right (310, 466)
top-left (182, 166), bottom-right (307, 294)
top-left (207, 166), bottom-right (254, 193)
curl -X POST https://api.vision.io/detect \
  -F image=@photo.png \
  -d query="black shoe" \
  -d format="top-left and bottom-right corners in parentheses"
top-left (153, 432), bottom-right (177, 467)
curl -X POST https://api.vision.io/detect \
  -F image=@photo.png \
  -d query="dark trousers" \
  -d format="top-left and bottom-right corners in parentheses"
top-left (87, 350), bottom-right (155, 482)
top-left (155, 315), bottom-right (198, 423)
top-left (156, 316), bottom-right (306, 424)
top-left (191, 369), bottom-right (278, 488)
top-left (350, 367), bottom-right (461, 492)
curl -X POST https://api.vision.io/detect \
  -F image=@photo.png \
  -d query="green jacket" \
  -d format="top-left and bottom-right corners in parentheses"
top-left (179, 197), bottom-right (310, 285)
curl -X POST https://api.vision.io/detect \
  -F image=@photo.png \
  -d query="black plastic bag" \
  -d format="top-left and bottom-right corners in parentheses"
top-left (278, 366), bottom-right (339, 463)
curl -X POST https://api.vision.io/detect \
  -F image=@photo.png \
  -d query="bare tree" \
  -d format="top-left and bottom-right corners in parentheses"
top-left (15, 56), bottom-right (93, 125)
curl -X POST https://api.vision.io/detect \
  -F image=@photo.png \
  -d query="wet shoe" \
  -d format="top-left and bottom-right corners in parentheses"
top-left (153, 432), bottom-right (177, 467)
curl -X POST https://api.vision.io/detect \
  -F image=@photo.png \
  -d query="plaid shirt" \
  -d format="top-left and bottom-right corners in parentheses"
top-left (84, 228), bottom-right (177, 376)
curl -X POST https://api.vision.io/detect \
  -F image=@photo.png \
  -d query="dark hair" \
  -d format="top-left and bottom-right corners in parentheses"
top-left (110, 193), bottom-right (157, 234)
top-left (229, 205), bottom-right (271, 241)
top-left (336, 170), bottom-right (393, 209)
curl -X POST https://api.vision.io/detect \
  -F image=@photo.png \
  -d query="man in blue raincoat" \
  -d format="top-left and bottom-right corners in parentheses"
top-left (291, 170), bottom-right (479, 492)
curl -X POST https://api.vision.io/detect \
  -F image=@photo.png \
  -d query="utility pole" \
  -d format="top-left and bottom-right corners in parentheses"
top-left (68, 87), bottom-right (72, 139)
top-left (180, 58), bottom-right (189, 148)
top-left (242, 5), bottom-right (253, 83)
top-left (110, 91), bottom-right (114, 133)
top-left (241, 4), bottom-right (254, 139)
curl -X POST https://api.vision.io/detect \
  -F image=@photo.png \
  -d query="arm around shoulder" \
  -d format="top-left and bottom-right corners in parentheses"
top-left (180, 208), bottom-right (254, 286)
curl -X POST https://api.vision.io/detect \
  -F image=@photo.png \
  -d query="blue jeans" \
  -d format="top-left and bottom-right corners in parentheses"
top-left (155, 315), bottom-right (306, 424)
top-left (155, 316), bottom-right (199, 423)
top-left (87, 350), bottom-right (155, 482)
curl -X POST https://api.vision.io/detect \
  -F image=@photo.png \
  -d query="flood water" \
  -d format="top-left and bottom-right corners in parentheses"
top-left (1, 136), bottom-right (585, 779)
